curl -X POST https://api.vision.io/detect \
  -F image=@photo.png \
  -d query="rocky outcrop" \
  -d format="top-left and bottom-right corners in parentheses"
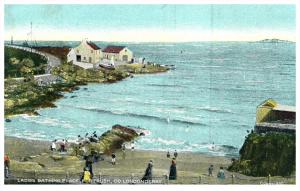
top-left (85, 124), bottom-right (139, 155)
top-left (228, 132), bottom-right (295, 177)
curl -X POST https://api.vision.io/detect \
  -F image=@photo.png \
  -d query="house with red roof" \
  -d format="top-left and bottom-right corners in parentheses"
top-left (67, 39), bottom-right (102, 65)
top-left (103, 45), bottom-right (133, 62)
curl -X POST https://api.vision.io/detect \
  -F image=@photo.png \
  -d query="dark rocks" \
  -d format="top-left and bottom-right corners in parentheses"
top-left (228, 132), bottom-right (295, 176)
top-left (5, 118), bottom-right (12, 122)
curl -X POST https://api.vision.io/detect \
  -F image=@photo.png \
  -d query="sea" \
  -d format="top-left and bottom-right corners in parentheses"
top-left (5, 41), bottom-right (296, 157)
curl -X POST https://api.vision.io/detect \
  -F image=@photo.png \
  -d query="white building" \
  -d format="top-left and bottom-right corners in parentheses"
top-left (67, 39), bottom-right (102, 64)
top-left (102, 45), bottom-right (133, 63)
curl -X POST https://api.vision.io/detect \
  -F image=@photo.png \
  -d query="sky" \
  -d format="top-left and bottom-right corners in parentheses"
top-left (4, 4), bottom-right (296, 42)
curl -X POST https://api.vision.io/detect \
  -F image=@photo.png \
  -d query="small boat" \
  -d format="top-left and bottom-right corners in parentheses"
top-left (99, 57), bottom-right (116, 69)
top-left (99, 63), bottom-right (115, 69)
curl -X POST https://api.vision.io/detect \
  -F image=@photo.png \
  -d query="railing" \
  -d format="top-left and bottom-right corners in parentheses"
top-left (5, 170), bottom-right (295, 184)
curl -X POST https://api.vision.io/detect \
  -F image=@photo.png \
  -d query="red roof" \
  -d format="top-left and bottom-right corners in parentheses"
top-left (103, 45), bottom-right (126, 53)
top-left (86, 41), bottom-right (101, 50)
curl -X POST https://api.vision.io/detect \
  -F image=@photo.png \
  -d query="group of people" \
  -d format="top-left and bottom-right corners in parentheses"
top-left (50, 139), bottom-right (68, 152)
top-left (208, 164), bottom-right (226, 180)
top-left (141, 150), bottom-right (179, 182)
top-left (141, 160), bottom-right (177, 182)
top-left (166, 150), bottom-right (178, 159)
top-left (77, 131), bottom-right (100, 145)
top-left (111, 141), bottom-right (135, 165)
top-left (49, 134), bottom-right (226, 183)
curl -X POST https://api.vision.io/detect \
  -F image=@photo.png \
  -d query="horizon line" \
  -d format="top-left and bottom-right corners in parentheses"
top-left (4, 38), bottom-right (296, 43)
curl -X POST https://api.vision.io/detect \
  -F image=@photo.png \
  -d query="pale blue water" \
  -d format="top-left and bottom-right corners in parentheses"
top-left (5, 42), bottom-right (296, 156)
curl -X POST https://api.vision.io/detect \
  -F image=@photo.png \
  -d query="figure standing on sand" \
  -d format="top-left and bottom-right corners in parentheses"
top-left (166, 151), bottom-right (170, 158)
top-left (174, 150), bottom-right (178, 158)
top-left (169, 159), bottom-right (177, 180)
top-left (4, 154), bottom-right (10, 178)
top-left (208, 164), bottom-right (214, 176)
top-left (84, 154), bottom-right (94, 177)
top-left (141, 160), bottom-right (153, 182)
top-left (217, 166), bottom-right (225, 180)
top-left (111, 152), bottom-right (116, 165)
top-left (122, 143), bottom-right (126, 159)
top-left (80, 167), bottom-right (92, 184)
top-left (50, 139), bottom-right (57, 151)
top-left (60, 139), bottom-right (67, 152)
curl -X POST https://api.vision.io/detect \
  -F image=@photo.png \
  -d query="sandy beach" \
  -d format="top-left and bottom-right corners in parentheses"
top-left (5, 136), bottom-right (294, 184)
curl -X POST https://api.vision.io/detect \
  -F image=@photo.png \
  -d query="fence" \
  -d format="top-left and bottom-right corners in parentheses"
top-left (5, 170), bottom-right (295, 185)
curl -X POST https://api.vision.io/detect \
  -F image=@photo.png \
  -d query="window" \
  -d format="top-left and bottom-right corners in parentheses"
top-left (91, 50), bottom-right (93, 53)
top-left (76, 50), bottom-right (79, 54)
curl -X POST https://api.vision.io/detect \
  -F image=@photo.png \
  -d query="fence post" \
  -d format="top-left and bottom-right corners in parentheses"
top-left (268, 174), bottom-right (271, 184)
top-left (198, 176), bottom-right (202, 184)
top-left (231, 174), bottom-right (234, 184)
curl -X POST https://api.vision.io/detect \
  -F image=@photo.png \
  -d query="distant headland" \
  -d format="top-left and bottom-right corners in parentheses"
top-left (255, 38), bottom-right (294, 43)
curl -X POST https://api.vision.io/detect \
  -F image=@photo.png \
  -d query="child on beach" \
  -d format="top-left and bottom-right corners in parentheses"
top-left (208, 165), bottom-right (214, 176)
top-left (122, 143), bottom-right (126, 159)
top-left (217, 166), bottom-right (225, 180)
top-left (111, 153), bottom-right (116, 165)
top-left (81, 167), bottom-right (92, 184)
top-left (167, 151), bottom-right (170, 158)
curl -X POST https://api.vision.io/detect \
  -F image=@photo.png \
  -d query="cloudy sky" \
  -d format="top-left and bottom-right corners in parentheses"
top-left (4, 4), bottom-right (296, 42)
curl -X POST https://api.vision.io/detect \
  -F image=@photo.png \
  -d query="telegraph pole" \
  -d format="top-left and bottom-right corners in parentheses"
top-left (30, 22), bottom-right (33, 52)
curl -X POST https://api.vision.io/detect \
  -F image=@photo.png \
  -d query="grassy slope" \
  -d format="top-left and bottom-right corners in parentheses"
top-left (5, 46), bottom-right (47, 78)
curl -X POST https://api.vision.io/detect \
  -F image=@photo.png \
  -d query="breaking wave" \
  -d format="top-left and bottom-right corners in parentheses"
top-left (62, 105), bottom-right (206, 127)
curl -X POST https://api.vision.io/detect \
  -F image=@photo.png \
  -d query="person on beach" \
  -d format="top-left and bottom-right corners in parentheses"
top-left (81, 167), bottom-right (92, 184)
top-left (4, 154), bottom-right (10, 178)
top-left (169, 159), bottom-right (177, 180)
top-left (50, 139), bottom-right (57, 151)
top-left (60, 139), bottom-right (66, 152)
top-left (122, 143), bottom-right (126, 159)
top-left (141, 160), bottom-right (153, 182)
top-left (167, 151), bottom-right (170, 158)
top-left (174, 150), bottom-right (178, 158)
top-left (131, 141), bottom-right (135, 151)
top-left (84, 154), bottom-right (94, 177)
top-left (217, 166), bottom-right (225, 180)
top-left (111, 152), bottom-right (116, 165)
top-left (208, 164), bottom-right (214, 176)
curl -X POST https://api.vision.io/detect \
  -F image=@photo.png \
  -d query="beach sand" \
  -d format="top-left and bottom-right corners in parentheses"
top-left (4, 136), bottom-right (294, 184)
